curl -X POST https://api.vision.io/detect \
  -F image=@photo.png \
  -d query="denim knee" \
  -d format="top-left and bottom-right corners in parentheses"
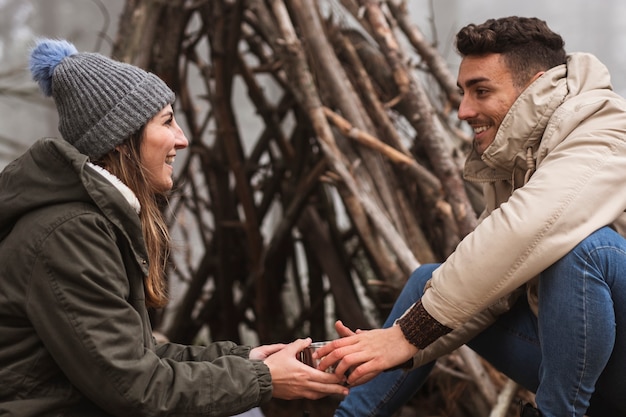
top-left (383, 263), bottom-right (441, 326)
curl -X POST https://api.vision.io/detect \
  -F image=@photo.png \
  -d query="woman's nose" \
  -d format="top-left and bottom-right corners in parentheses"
top-left (174, 122), bottom-right (189, 149)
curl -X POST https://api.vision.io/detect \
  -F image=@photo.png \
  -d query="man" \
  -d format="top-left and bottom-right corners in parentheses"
top-left (314, 16), bottom-right (626, 417)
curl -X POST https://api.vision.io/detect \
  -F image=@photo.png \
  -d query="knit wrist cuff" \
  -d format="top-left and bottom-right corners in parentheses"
top-left (397, 300), bottom-right (452, 349)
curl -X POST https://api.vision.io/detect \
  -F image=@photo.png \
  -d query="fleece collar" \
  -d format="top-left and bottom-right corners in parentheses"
top-left (87, 162), bottom-right (141, 214)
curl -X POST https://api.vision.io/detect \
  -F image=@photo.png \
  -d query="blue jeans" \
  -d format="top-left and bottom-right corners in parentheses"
top-left (335, 227), bottom-right (626, 417)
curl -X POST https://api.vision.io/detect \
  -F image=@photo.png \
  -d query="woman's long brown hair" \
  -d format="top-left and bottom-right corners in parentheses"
top-left (94, 129), bottom-right (170, 308)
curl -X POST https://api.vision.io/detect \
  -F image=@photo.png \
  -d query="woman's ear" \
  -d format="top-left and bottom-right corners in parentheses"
top-left (115, 144), bottom-right (131, 158)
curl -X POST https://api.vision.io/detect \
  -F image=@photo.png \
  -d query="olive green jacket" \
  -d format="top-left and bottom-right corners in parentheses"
top-left (0, 138), bottom-right (272, 416)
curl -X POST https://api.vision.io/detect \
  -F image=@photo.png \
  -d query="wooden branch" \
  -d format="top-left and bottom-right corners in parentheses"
top-left (112, 0), bottom-right (164, 67)
top-left (297, 206), bottom-right (372, 329)
top-left (323, 107), bottom-right (440, 193)
top-left (334, 179), bottom-right (407, 287)
top-left (264, 159), bottom-right (327, 264)
top-left (332, 27), bottom-right (461, 259)
top-left (458, 345), bottom-right (498, 406)
top-left (356, 0), bottom-right (411, 102)
top-left (356, 0), bottom-right (478, 238)
top-left (269, 0), bottom-right (420, 275)
top-left (332, 27), bottom-right (412, 166)
top-left (236, 53), bottom-right (296, 164)
top-left (387, 0), bottom-right (461, 109)
top-left (151, 0), bottom-right (188, 90)
top-left (287, 0), bottom-right (407, 239)
top-left (207, 0), bottom-right (270, 339)
top-left (489, 378), bottom-right (519, 417)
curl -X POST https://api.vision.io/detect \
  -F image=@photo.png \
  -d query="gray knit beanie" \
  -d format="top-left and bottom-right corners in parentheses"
top-left (29, 38), bottom-right (175, 160)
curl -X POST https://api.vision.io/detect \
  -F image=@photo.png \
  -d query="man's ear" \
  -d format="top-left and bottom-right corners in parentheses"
top-left (527, 71), bottom-right (545, 86)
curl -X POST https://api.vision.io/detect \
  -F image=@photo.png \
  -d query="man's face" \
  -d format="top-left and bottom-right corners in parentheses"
top-left (456, 53), bottom-right (525, 155)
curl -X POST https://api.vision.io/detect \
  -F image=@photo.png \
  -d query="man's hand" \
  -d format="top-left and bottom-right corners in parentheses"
top-left (313, 320), bottom-right (418, 386)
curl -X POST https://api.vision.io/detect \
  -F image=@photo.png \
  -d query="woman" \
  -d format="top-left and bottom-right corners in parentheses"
top-left (0, 39), bottom-right (347, 416)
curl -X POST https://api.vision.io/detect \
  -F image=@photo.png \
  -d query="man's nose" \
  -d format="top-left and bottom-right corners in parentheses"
top-left (457, 96), bottom-right (477, 121)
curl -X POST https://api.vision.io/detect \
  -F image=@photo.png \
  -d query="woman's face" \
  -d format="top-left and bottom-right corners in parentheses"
top-left (140, 104), bottom-right (188, 192)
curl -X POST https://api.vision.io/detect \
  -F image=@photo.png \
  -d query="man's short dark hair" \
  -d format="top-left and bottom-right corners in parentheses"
top-left (456, 16), bottom-right (567, 88)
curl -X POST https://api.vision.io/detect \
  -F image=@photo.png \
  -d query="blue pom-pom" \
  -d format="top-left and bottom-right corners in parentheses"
top-left (29, 38), bottom-right (78, 97)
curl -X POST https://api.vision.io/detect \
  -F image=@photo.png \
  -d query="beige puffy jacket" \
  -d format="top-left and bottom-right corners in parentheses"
top-left (412, 52), bottom-right (626, 367)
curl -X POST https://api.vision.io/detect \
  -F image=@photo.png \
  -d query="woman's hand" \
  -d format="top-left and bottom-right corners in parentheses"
top-left (250, 343), bottom-right (286, 361)
top-left (313, 320), bottom-right (418, 386)
top-left (262, 338), bottom-right (350, 400)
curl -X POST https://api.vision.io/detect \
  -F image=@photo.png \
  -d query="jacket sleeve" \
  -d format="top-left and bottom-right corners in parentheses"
top-left (26, 213), bottom-right (272, 417)
top-left (422, 103), bottom-right (626, 329)
top-left (155, 340), bottom-right (251, 362)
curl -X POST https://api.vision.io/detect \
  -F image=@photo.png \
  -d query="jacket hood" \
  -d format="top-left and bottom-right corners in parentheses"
top-left (0, 138), bottom-right (144, 250)
top-left (464, 52), bottom-right (613, 181)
